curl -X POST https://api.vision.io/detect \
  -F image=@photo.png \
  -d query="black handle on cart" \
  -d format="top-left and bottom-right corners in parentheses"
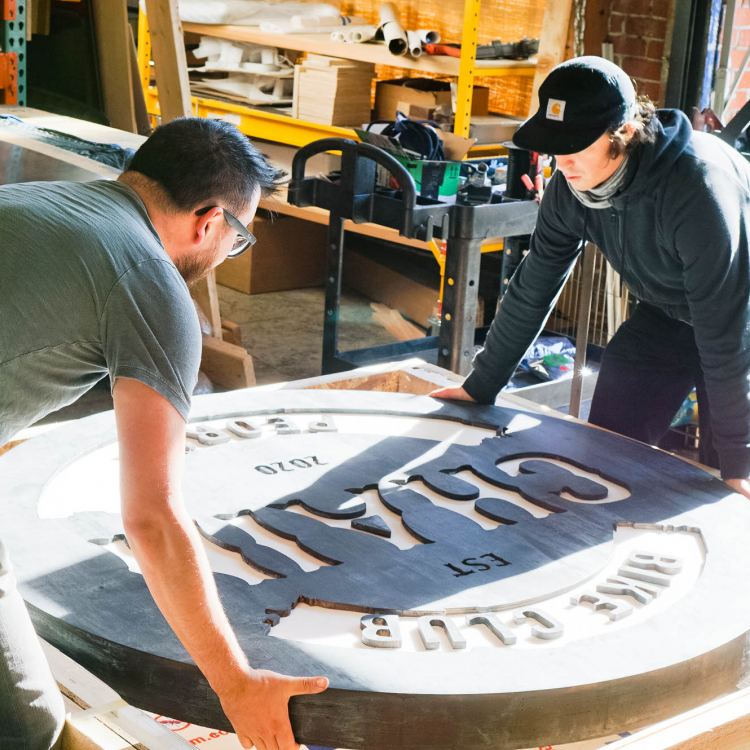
top-left (290, 137), bottom-right (420, 236)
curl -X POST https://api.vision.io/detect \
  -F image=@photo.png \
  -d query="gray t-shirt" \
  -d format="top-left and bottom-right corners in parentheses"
top-left (0, 179), bottom-right (201, 445)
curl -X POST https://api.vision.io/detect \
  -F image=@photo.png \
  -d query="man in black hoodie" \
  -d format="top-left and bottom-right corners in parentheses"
top-left (432, 56), bottom-right (750, 500)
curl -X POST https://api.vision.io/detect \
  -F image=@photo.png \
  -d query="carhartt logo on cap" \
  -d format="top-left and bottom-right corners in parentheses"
top-left (546, 99), bottom-right (566, 121)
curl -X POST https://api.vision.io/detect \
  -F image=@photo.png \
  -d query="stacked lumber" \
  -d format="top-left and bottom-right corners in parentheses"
top-left (294, 54), bottom-right (375, 126)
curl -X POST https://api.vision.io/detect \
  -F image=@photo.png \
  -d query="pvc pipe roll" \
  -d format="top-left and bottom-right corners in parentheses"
top-left (379, 2), bottom-right (399, 25)
top-left (379, 2), bottom-right (407, 55)
top-left (406, 30), bottom-right (422, 57)
top-left (346, 25), bottom-right (380, 43)
top-left (417, 29), bottom-right (440, 44)
top-left (382, 22), bottom-right (408, 55)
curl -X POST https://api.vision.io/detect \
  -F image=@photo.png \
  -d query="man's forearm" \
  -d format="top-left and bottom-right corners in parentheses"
top-left (123, 495), bottom-right (251, 696)
top-left (113, 378), bottom-right (329, 749)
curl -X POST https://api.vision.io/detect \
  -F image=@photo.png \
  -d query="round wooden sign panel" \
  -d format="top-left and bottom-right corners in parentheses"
top-left (2, 391), bottom-right (750, 750)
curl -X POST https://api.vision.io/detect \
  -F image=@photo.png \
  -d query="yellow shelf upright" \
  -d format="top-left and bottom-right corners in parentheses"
top-left (454, 0), bottom-right (481, 138)
top-left (138, 9), bottom-right (152, 96)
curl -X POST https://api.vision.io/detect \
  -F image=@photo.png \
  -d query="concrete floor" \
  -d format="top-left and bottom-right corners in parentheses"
top-left (217, 285), bottom-right (399, 385)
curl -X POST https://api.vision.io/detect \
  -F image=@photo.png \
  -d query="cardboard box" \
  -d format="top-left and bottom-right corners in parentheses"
top-left (374, 78), bottom-right (489, 122)
top-left (215, 214), bottom-right (327, 294)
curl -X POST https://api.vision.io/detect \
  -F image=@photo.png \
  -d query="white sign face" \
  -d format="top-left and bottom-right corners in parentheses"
top-left (3, 391), bottom-right (749, 750)
top-left (54, 414), bottom-right (700, 653)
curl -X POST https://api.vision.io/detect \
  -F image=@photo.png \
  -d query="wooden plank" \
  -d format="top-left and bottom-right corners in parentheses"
top-left (262, 189), bottom-right (503, 249)
top-left (531, 0), bottom-right (575, 111)
top-left (63, 713), bottom-right (136, 750)
top-left (200, 334), bottom-right (255, 389)
top-left (221, 319), bottom-right (243, 347)
top-left (191, 276), bottom-right (222, 338)
top-left (31, 0), bottom-right (50, 36)
top-left (142, 0), bottom-right (192, 122)
top-left (183, 23), bottom-right (535, 77)
top-left (26, 0), bottom-right (33, 42)
top-left (370, 303), bottom-right (426, 341)
top-left (92, 0), bottom-right (137, 133)
top-left (42, 641), bottom-right (192, 750)
top-left (598, 686), bottom-right (750, 750)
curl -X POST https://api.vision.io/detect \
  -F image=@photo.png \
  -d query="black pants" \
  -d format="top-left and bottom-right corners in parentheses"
top-left (588, 302), bottom-right (719, 469)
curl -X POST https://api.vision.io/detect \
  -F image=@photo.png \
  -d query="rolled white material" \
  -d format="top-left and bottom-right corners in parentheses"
top-left (193, 38), bottom-right (224, 59)
top-left (379, 2), bottom-right (399, 25)
top-left (293, 14), bottom-right (368, 28)
top-left (260, 47), bottom-right (278, 66)
top-left (417, 29), bottom-right (440, 44)
top-left (346, 24), bottom-right (380, 43)
top-left (330, 30), bottom-right (347, 42)
top-left (382, 22), bottom-right (407, 55)
top-left (379, 2), bottom-right (407, 55)
top-left (406, 30), bottom-right (422, 57)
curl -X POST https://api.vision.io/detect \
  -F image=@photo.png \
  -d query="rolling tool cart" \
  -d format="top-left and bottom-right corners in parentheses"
top-left (289, 137), bottom-right (538, 376)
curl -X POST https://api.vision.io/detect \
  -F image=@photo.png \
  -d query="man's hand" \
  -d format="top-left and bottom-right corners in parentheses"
top-left (221, 669), bottom-right (328, 750)
top-left (725, 477), bottom-right (750, 500)
top-left (112, 378), bottom-right (328, 748)
top-left (428, 385), bottom-right (476, 402)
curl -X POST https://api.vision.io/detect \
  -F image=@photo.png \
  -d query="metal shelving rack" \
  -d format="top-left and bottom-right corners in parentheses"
top-left (1, 0), bottom-right (24, 105)
top-left (136, 0), bottom-right (536, 152)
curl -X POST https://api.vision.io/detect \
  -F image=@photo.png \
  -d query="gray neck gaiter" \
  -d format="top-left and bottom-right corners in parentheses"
top-left (566, 154), bottom-right (631, 209)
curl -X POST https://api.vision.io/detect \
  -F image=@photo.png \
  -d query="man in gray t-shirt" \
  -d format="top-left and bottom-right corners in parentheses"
top-left (0, 178), bottom-right (201, 441)
top-left (0, 118), bottom-right (327, 750)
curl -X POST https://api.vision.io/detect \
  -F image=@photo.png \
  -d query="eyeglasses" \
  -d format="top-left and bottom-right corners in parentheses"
top-left (195, 206), bottom-right (257, 258)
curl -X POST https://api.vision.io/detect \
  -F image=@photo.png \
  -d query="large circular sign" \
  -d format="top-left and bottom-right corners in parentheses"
top-left (1, 390), bottom-right (749, 750)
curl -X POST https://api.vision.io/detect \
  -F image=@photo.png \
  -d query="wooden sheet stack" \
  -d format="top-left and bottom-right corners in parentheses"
top-left (294, 54), bottom-right (375, 126)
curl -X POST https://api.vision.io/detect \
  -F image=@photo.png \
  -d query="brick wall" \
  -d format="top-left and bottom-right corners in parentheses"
top-left (723, 3), bottom-right (750, 121)
top-left (607, 0), bottom-right (673, 105)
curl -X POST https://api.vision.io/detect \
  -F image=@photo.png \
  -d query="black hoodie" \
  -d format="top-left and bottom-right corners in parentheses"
top-left (464, 110), bottom-right (750, 479)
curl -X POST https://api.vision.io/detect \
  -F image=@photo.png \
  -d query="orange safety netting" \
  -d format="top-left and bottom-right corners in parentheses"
top-left (338, 0), bottom-right (545, 116)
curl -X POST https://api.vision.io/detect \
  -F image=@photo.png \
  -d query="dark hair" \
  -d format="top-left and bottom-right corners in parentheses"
top-left (608, 94), bottom-right (659, 158)
top-left (125, 117), bottom-right (283, 214)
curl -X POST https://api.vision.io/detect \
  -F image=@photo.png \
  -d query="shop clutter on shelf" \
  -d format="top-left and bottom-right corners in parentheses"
top-left (178, 1), bottom-right (536, 62)
top-left (189, 36), bottom-right (295, 106)
top-left (175, 1), bottom-right (536, 129)
top-left (358, 114), bottom-right (475, 200)
top-left (336, 2), bottom-right (440, 59)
